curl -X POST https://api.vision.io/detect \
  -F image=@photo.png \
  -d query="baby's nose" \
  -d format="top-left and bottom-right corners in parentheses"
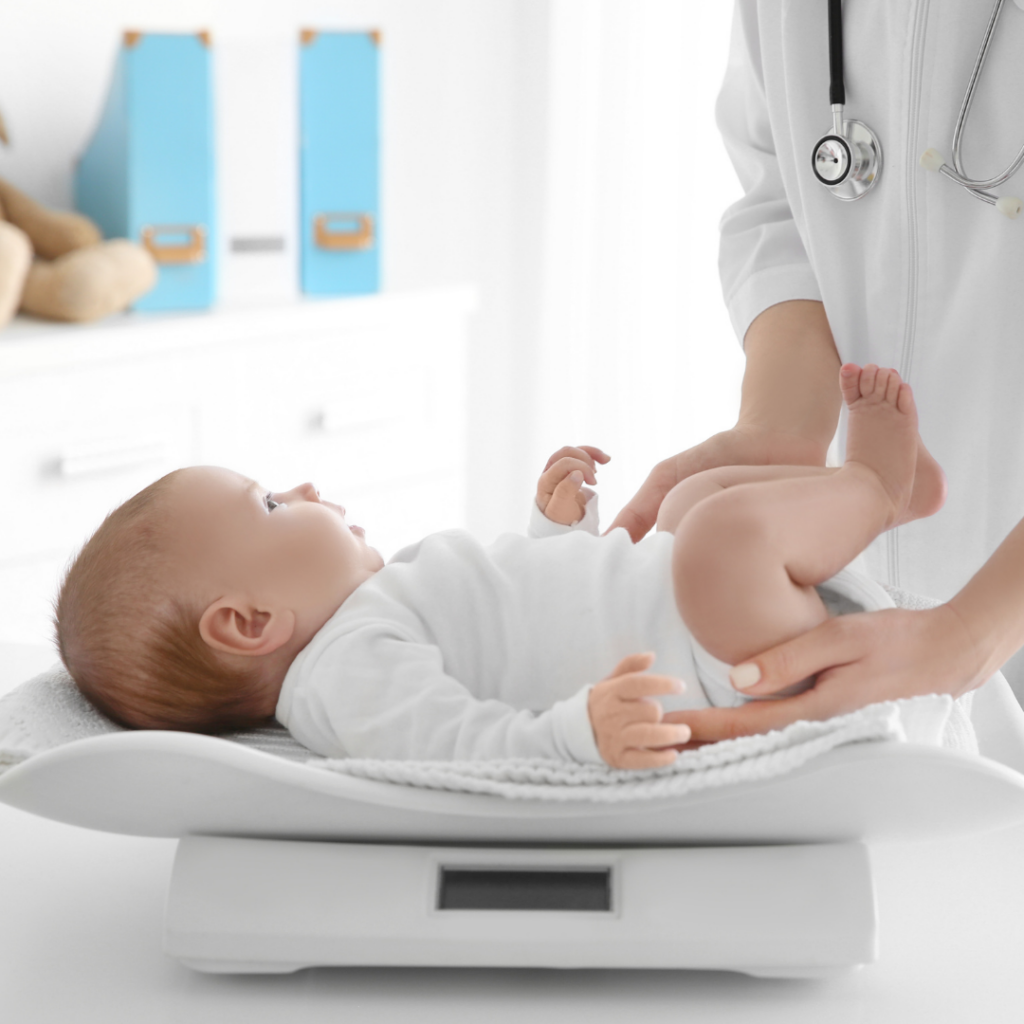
top-left (297, 482), bottom-right (321, 502)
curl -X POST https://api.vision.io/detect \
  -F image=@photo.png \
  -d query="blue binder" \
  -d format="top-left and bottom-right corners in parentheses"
top-left (75, 32), bottom-right (216, 311)
top-left (299, 30), bottom-right (380, 295)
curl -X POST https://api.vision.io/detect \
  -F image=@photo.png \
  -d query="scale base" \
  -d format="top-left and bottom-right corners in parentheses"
top-left (165, 837), bottom-right (877, 979)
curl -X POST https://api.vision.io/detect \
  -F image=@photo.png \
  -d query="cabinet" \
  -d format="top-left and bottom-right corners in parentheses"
top-left (0, 287), bottom-right (474, 645)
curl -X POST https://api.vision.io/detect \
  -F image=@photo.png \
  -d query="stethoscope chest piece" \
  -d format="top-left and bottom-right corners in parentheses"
top-left (812, 119), bottom-right (883, 201)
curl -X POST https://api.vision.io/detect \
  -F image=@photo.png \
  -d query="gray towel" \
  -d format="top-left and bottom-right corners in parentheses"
top-left (0, 664), bottom-right (312, 772)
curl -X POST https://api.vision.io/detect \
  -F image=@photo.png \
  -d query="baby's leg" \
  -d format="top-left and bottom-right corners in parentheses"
top-left (672, 366), bottom-right (924, 666)
top-left (655, 464), bottom-right (839, 535)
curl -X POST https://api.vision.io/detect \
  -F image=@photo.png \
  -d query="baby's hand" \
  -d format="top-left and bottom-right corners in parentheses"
top-left (537, 445), bottom-right (610, 526)
top-left (588, 653), bottom-right (691, 769)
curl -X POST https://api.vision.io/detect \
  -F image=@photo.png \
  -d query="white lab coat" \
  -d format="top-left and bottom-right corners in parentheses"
top-left (717, 1), bottom-right (1024, 690)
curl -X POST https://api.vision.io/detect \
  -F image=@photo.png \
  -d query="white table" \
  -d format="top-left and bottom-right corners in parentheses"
top-left (3, 644), bottom-right (1023, 1022)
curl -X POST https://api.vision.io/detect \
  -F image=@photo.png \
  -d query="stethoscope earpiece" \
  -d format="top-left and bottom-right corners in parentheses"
top-left (920, 149), bottom-right (1023, 218)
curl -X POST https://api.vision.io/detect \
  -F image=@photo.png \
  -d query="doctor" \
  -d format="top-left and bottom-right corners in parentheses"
top-left (609, 0), bottom-right (1024, 740)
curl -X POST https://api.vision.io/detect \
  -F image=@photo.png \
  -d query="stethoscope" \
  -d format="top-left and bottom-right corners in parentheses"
top-left (811, 0), bottom-right (1024, 218)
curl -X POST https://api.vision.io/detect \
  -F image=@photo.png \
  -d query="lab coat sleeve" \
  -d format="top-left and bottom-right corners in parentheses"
top-left (527, 488), bottom-right (600, 538)
top-left (717, 0), bottom-right (823, 343)
top-left (287, 625), bottom-right (605, 765)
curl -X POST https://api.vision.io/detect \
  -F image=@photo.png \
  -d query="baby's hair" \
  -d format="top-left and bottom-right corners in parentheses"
top-left (54, 470), bottom-right (273, 734)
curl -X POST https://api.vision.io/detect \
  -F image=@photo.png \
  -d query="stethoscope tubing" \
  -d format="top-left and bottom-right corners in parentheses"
top-left (948, 0), bottom-right (1024, 201)
top-left (828, 0), bottom-right (845, 107)
top-left (819, 0), bottom-right (1023, 210)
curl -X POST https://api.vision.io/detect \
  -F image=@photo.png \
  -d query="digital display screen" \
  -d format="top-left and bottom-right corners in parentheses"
top-left (437, 868), bottom-right (612, 911)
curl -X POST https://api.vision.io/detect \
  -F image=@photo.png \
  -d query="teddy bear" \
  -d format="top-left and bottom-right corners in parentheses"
top-left (0, 112), bottom-right (157, 329)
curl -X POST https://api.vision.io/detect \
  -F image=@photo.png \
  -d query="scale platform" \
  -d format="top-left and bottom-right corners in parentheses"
top-left (166, 837), bottom-right (876, 978)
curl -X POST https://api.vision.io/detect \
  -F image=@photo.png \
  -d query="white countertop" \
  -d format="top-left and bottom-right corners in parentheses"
top-left (2, 644), bottom-right (1022, 1021)
top-left (0, 287), bottom-right (478, 377)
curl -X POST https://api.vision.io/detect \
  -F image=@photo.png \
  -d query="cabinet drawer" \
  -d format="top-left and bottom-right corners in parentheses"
top-left (0, 363), bottom-right (195, 562)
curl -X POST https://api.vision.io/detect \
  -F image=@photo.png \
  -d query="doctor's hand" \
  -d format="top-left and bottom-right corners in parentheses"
top-left (606, 427), bottom-right (826, 542)
top-left (537, 444), bottom-right (610, 526)
top-left (588, 653), bottom-right (691, 769)
top-left (661, 605), bottom-right (987, 743)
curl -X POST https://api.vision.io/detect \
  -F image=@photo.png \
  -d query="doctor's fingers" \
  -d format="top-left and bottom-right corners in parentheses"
top-left (605, 462), bottom-right (680, 541)
top-left (660, 694), bottom-right (824, 744)
top-left (604, 435), bottom-right (740, 541)
top-left (620, 721), bottom-right (692, 751)
top-left (614, 748), bottom-right (680, 770)
top-left (725, 613), bottom-right (881, 698)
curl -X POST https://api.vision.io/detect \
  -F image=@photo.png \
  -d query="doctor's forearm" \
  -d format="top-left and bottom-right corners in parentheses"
top-left (946, 517), bottom-right (1024, 686)
top-left (736, 300), bottom-right (843, 458)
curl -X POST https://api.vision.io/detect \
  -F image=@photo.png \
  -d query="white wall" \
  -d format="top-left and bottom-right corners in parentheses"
top-left (529, 0), bottom-right (744, 527)
top-left (0, 0), bottom-right (741, 544)
top-left (0, 0), bottom-right (549, 540)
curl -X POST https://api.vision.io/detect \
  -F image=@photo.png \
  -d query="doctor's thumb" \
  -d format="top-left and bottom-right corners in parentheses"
top-left (605, 491), bottom-right (658, 542)
top-left (728, 619), bottom-right (847, 697)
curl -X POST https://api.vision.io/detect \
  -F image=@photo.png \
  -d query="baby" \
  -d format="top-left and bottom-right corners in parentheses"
top-left (55, 363), bottom-right (946, 769)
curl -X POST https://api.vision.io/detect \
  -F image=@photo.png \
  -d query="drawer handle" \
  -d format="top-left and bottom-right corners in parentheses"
top-left (55, 437), bottom-right (170, 479)
top-left (314, 213), bottom-right (375, 251)
top-left (141, 224), bottom-right (207, 265)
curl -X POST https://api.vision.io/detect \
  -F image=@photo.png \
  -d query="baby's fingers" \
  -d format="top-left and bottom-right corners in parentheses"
top-left (577, 445), bottom-right (611, 465)
top-left (543, 471), bottom-right (588, 525)
top-left (606, 652), bottom-right (657, 677)
top-left (540, 456), bottom-right (600, 488)
top-left (609, 671), bottom-right (685, 700)
top-left (551, 469), bottom-right (585, 503)
top-left (543, 446), bottom-right (609, 478)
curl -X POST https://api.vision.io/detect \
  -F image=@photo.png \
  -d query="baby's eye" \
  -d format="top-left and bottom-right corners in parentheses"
top-left (265, 492), bottom-right (284, 512)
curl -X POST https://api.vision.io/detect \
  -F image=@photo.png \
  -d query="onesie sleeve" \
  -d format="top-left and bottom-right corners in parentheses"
top-left (717, 0), bottom-right (823, 343)
top-left (527, 488), bottom-right (600, 538)
top-left (278, 624), bottom-right (605, 765)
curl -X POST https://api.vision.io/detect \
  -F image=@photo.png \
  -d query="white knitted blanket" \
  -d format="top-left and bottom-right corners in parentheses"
top-left (309, 693), bottom-right (974, 802)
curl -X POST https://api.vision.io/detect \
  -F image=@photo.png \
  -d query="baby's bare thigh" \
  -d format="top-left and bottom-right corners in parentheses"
top-left (669, 485), bottom-right (829, 665)
top-left (656, 465), bottom-right (837, 535)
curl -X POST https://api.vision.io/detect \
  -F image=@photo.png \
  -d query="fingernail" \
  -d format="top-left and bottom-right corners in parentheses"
top-left (570, 470), bottom-right (583, 483)
top-left (671, 678), bottom-right (685, 693)
top-left (730, 663), bottom-right (761, 691)
top-left (677, 724), bottom-right (691, 742)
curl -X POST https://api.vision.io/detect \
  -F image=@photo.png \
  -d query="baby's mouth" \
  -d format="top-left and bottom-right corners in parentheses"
top-left (351, 524), bottom-right (366, 538)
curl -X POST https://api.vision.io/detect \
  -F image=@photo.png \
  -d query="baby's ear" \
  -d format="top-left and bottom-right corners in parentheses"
top-left (199, 599), bottom-right (295, 657)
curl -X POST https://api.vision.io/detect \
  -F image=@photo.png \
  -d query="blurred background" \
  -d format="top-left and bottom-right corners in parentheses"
top-left (0, 0), bottom-right (744, 645)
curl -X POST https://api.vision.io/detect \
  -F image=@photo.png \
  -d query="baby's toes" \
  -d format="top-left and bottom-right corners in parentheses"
top-left (839, 364), bottom-right (863, 405)
top-left (896, 380), bottom-right (917, 416)
top-left (858, 364), bottom-right (880, 401)
top-left (869, 367), bottom-right (895, 403)
top-left (882, 368), bottom-right (903, 405)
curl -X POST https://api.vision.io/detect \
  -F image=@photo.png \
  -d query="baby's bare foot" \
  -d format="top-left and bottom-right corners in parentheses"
top-left (906, 436), bottom-right (947, 525)
top-left (840, 364), bottom-right (920, 528)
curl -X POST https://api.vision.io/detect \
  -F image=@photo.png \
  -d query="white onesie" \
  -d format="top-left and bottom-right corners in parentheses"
top-left (275, 496), bottom-right (893, 763)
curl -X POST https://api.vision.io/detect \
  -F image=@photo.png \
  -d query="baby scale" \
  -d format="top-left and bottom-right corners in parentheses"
top-left (3, 670), bottom-right (1024, 979)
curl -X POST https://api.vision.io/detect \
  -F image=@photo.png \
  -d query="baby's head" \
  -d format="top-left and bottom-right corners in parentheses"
top-left (55, 466), bottom-right (383, 733)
